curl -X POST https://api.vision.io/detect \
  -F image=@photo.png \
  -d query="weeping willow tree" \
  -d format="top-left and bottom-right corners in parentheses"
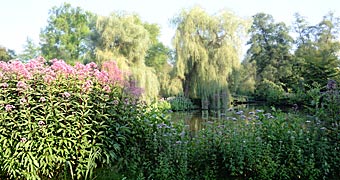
top-left (172, 6), bottom-right (249, 109)
top-left (95, 12), bottom-right (159, 102)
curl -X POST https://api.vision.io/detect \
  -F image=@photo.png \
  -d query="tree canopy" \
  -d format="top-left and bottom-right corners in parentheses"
top-left (94, 12), bottom-right (160, 102)
top-left (40, 3), bottom-right (93, 64)
top-left (0, 46), bottom-right (16, 62)
top-left (5, 2), bottom-right (340, 106)
top-left (172, 6), bottom-right (249, 108)
top-left (247, 13), bottom-right (293, 84)
top-left (293, 12), bottom-right (340, 88)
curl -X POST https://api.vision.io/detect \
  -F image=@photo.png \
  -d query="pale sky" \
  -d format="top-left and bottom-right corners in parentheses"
top-left (0, 0), bottom-right (339, 54)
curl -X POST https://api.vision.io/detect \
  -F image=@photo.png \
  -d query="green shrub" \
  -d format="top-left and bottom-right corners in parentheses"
top-left (255, 79), bottom-right (287, 104)
top-left (116, 105), bottom-right (189, 180)
top-left (185, 110), bottom-right (339, 179)
top-left (168, 95), bottom-right (194, 111)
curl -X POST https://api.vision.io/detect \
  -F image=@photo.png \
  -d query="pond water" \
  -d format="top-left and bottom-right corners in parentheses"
top-left (168, 104), bottom-right (290, 132)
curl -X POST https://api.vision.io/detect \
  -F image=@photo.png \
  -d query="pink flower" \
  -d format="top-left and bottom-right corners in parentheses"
top-left (86, 62), bottom-right (97, 69)
top-left (61, 92), bottom-right (71, 98)
top-left (9, 61), bottom-right (31, 79)
top-left (103, 85), bottom-right (111, 93)
top-left (82, 80), bottom-right (93, 92)
top-left (5, 104), bottom-right (15, 111)
top-left (16, 81), bottom-right (27, 90)
top-left (0, 61), bottom-right (9, 71)
top-left (1, 83), bottom-right (8, 88)
top-left (38, 120), bottom-right (45, 126)
top-left (75, 62), bottom-right (85, 70)
top-left (20, 98), bottom-right (27, 104)
top-left (20, 137), bottom-right (27, 143)
top-left (39, 97), bottom-right (46, 102)
top-left (102, 61), bottom-right (124, 84)
top-left (50, 59), bottom-right (75, 76)
top-left (113, 99), bottom-right (119, 105)
top-left (94, 70), bottom-right (109, 83)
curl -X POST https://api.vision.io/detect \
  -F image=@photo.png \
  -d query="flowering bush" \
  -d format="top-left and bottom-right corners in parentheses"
top-left (0, 58), bottom-right (140, 179)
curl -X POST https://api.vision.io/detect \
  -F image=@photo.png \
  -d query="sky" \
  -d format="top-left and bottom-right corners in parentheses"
top-left (0, 0), bottom-right (340, 54)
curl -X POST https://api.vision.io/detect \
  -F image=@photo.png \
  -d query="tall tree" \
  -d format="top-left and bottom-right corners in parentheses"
top-left (95, 12), bottom-right (160, 102)
top-left (17, 37), bottom-right (41, 61)
top-left (246, 13), bottom-right (293, 100)
top-left (247, 13), bottom-right (293, 83)
top-left (293, 12), bottom-right (340, 88)
top-left (172, 6), bottom-right (249, 108)
top-left (40, 3), bottom-right (93, 64)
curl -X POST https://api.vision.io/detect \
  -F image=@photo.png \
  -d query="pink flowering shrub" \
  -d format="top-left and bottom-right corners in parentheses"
top-left (0, 58), bottom-right (143, 179)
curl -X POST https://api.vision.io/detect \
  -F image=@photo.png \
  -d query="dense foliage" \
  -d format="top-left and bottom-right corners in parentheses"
top-left (0, 58), bottom-right (338, 180)
top-left (4, 3), bottom-right (338, 109)
top-left (0, 58), bottom-right (168, 179)
top-left (108, 95), bottom-right (339, 180)
top-left (1, 3), bottom-right (339, 180)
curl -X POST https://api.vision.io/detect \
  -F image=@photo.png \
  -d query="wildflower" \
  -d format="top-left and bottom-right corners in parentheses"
top-left (43, 74), bottom-right (55, 84)
top-left (82, 80), bottom-right (93, 92)
top-left (157, 123), bottom-right (164, 128)
top-left (113, 99), bottom-right (119, 105)
top-left (86, 62), bottom-right (97, 69)
top-left (232, 117), bottom-right (237, 121)
top-left (5, 104), bottom-right (15, 111)
top-left (305, 120), bottom-right (311, 123)
top-left (39, 97), bottom-right (46, 102)
top-left (218, 125), bottom-right (225, 128)
top-left (103, 85), bottom-right (111, 93)
top-left (61, 92), bottom-right (71, 98)
top-left (1, 83), bottom-right (8, 88)
top-left (264, 113), bottom-right (271, 117)
top-left (236, 110), bottom-right (244, 115)
top-left (157, 123), bottom-right (169, 129)
top-left (16, 81), bottom-right (27, 90)
top-left (124, 98), bottom-right (130, 105)
top-left (327, 79), bottom-right (337, 90)
top-left (175, 141), bottom-right (182, 144)
top-left (255, 109), bottom-right (264, 113)
top-left (20, 137), bottom-right (27, 143)
top-left (38, 120), bottom-right (45, 126)
top-left (20, 98), bottom-right (27, 104)
top-left (248, 111), bottom-right (255, 115)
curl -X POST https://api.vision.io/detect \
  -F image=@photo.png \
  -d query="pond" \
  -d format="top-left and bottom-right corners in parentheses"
top-left (168, 103), bottom-right (292, 132)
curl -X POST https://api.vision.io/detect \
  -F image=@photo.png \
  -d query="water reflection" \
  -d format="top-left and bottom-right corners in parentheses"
top-left (168, 104), bottom-right (271, 132)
